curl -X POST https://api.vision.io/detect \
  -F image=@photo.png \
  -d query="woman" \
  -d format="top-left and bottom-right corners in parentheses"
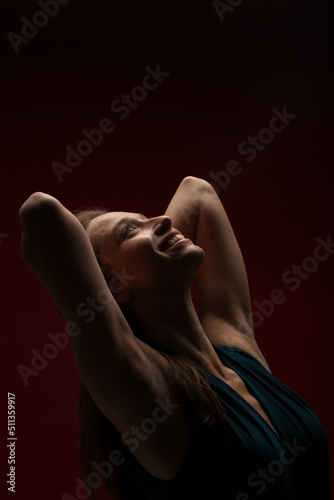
top-left (19, 176), bottom-right (330, 499)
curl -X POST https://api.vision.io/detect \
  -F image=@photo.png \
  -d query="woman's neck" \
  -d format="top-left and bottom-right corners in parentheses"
top-left (127, 287), bottom-right (224, 375)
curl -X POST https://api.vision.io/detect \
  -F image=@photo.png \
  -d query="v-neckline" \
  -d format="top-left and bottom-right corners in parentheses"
top-left (203, 347), bottom-right (282, 441)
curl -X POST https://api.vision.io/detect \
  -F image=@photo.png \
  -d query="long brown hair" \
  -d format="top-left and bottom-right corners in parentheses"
top-left (73, 208), bottom-right (226, 500)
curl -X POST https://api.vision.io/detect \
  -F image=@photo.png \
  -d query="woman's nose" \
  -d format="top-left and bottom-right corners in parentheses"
top-left (149, 215), bottom-right (172, 235)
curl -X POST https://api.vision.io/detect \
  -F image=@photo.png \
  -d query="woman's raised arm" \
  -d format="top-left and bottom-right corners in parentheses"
top-left (19, 192), bottom-right (133, 346)
top-left (19, 192), bottom-right (189, 480)
top-left (164, 176), bottom-right (255, 343)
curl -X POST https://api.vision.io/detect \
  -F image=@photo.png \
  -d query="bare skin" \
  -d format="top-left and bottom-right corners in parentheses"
top-left (19, 176), bottom-right (277, 481)
top-left (86, 183), bottom-right (278, 438)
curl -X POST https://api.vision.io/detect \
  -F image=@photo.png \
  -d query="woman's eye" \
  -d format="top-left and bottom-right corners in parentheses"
top-left (122, 224), bottom-right (136, 239)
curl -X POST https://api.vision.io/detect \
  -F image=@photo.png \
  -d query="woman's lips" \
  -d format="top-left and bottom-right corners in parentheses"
top-left (165, 237), bottom-right (190, 251)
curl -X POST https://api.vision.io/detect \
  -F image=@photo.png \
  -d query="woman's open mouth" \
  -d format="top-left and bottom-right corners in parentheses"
top-left (160, 232), bottom-right (187, 251)
top-left (165, 233), bottom-right (185, 249)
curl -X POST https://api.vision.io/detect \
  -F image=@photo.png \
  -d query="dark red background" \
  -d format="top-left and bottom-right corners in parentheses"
top-left (1, 1), bottom-right (333, 498)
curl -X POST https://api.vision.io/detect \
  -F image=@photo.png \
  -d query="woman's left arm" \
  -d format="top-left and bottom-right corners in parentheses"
top-left (164, 176), bottom-right (255, 343)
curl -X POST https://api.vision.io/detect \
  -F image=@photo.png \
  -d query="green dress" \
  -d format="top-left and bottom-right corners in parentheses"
top-left (114, 345), bottom-right (330, 499)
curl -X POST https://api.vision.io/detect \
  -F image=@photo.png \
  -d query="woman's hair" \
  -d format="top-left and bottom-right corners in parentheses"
top-left (73, 208), bottom-right (226, 500)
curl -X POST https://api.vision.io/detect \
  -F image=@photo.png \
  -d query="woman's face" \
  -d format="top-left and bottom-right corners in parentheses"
top-left (86, 211), bottom-right (204, 295)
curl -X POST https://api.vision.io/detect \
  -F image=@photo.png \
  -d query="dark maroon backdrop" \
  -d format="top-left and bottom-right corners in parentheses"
top-left (2, 1), bottom-right (333, 499)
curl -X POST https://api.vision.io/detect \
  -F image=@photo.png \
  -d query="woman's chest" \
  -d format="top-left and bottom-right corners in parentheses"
top-left (214, 366), bottom-right (280, 437)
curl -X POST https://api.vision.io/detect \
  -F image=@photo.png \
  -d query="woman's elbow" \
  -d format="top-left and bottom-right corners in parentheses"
top-left (19, 192), bottom-right (60, 223)
top-left (180, 177), bottom-right (216, 204)
top-left (19, 192), bottom-right (61, 240)
top-left (19, 192), bottom-right (57, 215)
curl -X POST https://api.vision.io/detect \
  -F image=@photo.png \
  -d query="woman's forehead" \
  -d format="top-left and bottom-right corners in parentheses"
top-left (92, 211), bottom-right (128, 227)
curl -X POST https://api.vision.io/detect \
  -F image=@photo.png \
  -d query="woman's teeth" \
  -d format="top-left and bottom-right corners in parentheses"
top-left (166, 234), bottom-right (185, 249)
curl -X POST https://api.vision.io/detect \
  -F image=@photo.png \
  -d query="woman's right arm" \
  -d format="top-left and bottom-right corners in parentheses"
top-left (19, 192), bottom-right (188, 480)
top-left (19, 192), bottom-right (134, 357)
